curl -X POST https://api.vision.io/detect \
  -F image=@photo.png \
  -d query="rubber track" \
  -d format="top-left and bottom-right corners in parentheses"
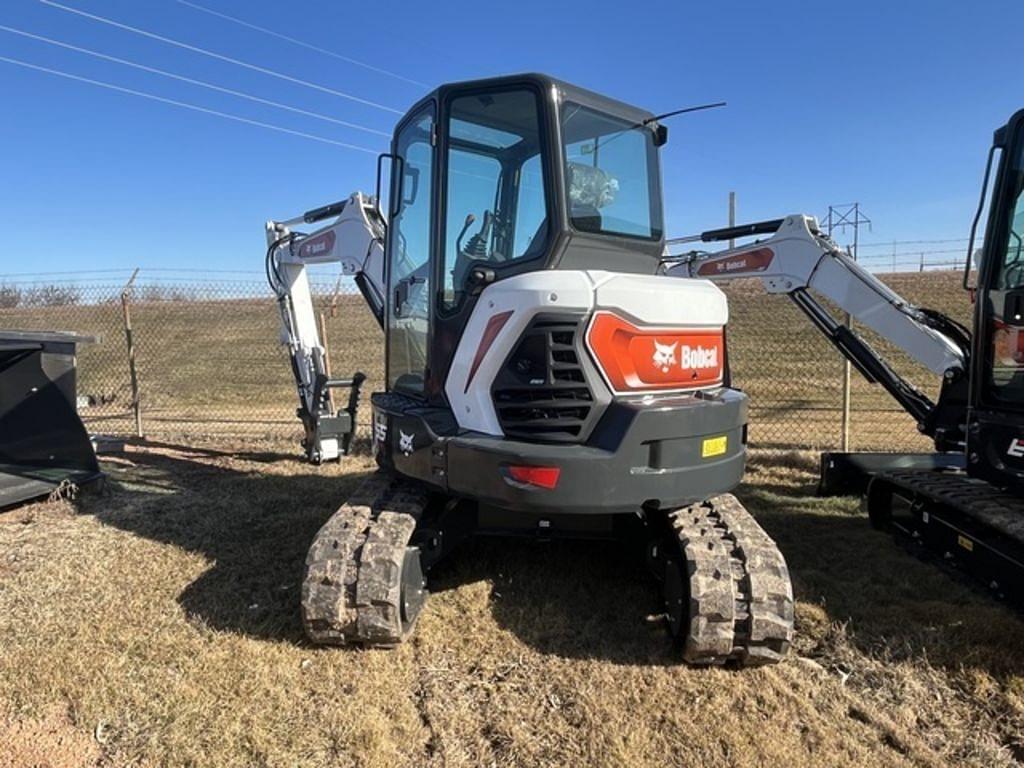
top-left (302, 471), bottom-right (429, 646)
top-left (880, 469), bottom-right (1024, 540)
top-left (668, 493), bottom-right (794, 666)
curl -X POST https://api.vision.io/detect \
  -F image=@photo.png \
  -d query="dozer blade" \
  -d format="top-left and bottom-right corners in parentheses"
top-left (0, 331), bottom-right (101, 509)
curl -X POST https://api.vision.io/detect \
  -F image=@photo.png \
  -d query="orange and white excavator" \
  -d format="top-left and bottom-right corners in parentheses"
top-left (266, 73), bottom-right (793, 665)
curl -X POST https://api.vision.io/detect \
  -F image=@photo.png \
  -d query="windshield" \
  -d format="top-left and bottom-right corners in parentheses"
top-left (560, 102), bottom-right (663, 240)
top-left (442, 89), bottom-right (550, 312)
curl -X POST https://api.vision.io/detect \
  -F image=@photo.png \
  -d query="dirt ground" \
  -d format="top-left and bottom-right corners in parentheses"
top-left (1, 441), bottom-right (1022, 767)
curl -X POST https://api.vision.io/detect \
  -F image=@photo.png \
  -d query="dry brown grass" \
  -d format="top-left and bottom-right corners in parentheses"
top-left (1, 442), bottom-right (1022, 767)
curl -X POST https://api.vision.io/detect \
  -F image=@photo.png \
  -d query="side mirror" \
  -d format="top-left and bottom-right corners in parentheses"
top-left (653, 124), bottom-right (669, 147)
top-left (376, 152), bottom-right (396, 220)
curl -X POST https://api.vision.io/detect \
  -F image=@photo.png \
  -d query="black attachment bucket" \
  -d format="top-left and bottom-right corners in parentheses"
top-left (0, 331), bottom-right (101, 508)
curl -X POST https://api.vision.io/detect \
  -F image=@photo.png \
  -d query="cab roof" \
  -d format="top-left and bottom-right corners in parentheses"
top-left (400, 73), bottom-right (656, 128)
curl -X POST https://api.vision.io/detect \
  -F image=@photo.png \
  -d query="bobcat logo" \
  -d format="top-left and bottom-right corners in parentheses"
top-left (652, 340), bottom-right (677, 373)
top-left (399, 430), bottom-right (415, 457)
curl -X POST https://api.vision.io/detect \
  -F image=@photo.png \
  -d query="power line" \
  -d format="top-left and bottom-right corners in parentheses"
top-left (858, 247), bottom-right (969, 258)
top-left (38, 0), bottom-right (403, 114)
top-left (0, 55), bottom-right (379, 153)
top-left (0, 25), bottom-right (390, 137)
top-left (174, 0), bottom-right (429, 89)
top-left (857, 237), bottom-right (973, 248)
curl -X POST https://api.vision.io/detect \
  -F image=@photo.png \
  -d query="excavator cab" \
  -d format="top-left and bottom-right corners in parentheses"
top-left (382, 74), bottom-right (667, 403)
top-left (968, 108), bottom-right (1024, 488)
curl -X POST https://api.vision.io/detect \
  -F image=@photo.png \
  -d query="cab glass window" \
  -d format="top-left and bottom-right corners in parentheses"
top-left (560, 102), bottom-right (663, 240)
top-left (442, 89), bottom-right (550, 312)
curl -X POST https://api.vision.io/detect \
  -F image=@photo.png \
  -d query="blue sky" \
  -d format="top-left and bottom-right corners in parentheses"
top-left (1, 0), bottom-right (1021, 276)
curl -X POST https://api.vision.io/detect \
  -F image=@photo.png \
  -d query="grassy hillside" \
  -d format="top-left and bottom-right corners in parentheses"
top-left (0, 271), bottom-right (973, 451)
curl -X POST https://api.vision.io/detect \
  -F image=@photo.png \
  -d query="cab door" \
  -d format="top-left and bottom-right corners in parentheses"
top-left (970, 109), bottom-right (1024, 485)
top-left (386, 105), bottom-right (435, 396)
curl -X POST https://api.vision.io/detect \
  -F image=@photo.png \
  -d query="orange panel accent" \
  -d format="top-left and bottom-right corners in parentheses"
top-left (586, 311), bottom-right (724, 394)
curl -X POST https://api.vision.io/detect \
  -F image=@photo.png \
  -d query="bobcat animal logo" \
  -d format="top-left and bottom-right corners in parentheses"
top-left (399, 430), bottom-right (415, 456)
top-left (652, 340), bottom-right (677, 373)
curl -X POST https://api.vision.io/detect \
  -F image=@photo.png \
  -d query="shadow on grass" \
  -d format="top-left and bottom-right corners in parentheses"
top-left (83, 443), bottom-right (1024, 674)
top-left (84, 443), bottom-right (679, 664)
top-left (85, 445), bottom-right (368, 644)
top-left (122, 437), bottom-right (300, 465)
top-left (428, 536), bottom-right (681, 666)
top-left (742, 484), bottom-right (1024, 678)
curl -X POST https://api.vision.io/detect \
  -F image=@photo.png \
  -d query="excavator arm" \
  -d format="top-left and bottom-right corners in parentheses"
top-left (265, 191), bottom-right (386, 462)
top-left (664, 214), bottom-right (972, 451)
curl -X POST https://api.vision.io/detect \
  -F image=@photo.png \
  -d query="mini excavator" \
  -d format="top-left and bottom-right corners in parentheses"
top-left (266, 74), bottom-right (793, 666)
top-left (669, 107), bottom-right (1024, 606)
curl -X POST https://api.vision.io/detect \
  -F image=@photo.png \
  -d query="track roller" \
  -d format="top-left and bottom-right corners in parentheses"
top-left (302, 471), bottom-right (430, 646)
top-left (663, 494), bottom-right (794, 666)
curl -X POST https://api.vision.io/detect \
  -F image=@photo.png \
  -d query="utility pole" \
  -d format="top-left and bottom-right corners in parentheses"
top-left (824, 203), bottom-right (871, 452)
top-left (728, 191), bottom-right (736, 249)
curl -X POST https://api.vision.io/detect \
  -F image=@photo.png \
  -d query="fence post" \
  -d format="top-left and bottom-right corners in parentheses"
top-left (121, 268), bottom-right (143, 438)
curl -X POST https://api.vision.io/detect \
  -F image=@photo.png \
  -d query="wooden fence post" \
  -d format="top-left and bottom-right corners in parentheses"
top-left (121, 268), bottom-right (143, 438)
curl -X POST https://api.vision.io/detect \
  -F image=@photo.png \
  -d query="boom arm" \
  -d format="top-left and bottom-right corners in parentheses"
top-left (664, 214), bottom-right (971, 449)
top-left (264, 191), bottom-right (386, 462)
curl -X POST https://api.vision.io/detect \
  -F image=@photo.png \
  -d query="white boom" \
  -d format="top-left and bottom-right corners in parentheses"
top-left (265, 191), bottom-right (385, 462)
top-left (664, 214), bottom-right (966, 377)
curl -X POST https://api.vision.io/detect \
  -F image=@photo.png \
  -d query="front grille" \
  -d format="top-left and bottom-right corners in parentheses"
top-left (492, 318), bottom-right (594, 442)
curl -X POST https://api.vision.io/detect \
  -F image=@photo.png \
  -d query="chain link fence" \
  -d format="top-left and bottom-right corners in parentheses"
top-left (0, 269), bottom-right (972, 453)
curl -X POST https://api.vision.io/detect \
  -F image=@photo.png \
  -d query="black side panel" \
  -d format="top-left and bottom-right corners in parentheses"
top-left (866, 470), bottom-right (1024, 605)
top-left (0, 332), bottom-right (101, 508)
top-left (967, 409), bottom-right (1024, 489)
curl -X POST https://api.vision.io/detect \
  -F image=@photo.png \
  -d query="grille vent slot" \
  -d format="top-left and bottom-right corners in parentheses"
top-left (492, 319), bottom-right (593, 442)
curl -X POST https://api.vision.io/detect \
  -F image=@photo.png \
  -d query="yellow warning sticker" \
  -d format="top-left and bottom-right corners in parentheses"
top-left (702, 435), bottom-right (728, 458)
top-left (957, 535), bottom-right (974, 552)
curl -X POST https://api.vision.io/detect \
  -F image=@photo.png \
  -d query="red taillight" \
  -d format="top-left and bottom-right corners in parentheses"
top-left (505, 465), bottom-right (561, 489)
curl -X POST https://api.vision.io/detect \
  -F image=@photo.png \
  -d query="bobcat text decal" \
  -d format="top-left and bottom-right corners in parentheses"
top-left (587, 312), bottom-right (725, 394)
top-left (695, 247), bottom-right (774, 277)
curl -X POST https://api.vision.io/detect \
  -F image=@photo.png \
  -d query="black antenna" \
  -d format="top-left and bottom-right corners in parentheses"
top-left (642, 101), bottom-right (727, 125)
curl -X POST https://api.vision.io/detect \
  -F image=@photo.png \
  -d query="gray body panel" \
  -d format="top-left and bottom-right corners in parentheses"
top-left (374, 388), bottom-right (747, 516)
